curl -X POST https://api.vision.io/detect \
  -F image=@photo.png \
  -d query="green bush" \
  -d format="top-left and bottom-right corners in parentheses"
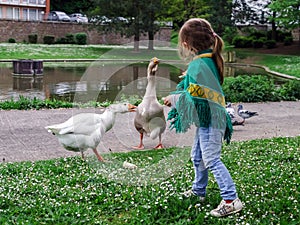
top-left (75, 32), bottom-right (87, 45)
top-left (267, 30), bottom-right (292, 42)
top-left (240, 26), bottom-right (257, 36)
top-left (65, 33), bottom-right (76, 44)
top-left (278, 80), bottom-right (300, 100)
top-left (277, 30), bottom-right (292, 42)
top-left (223, 75), bottom-right (281, 102)
top-left (0, 96), bottom-right (73, 110)
top-left (232, 36), bottom-right (252, 48)
top-left (55, 37), bottom-right (67, 44)
top-left (55, 34), bottom-right (76, 44)
top-left (222, 27), bottom-right (238, 45)
top-left (8, 38), bottom-right (16, 43)
top-left (284, 36), bottom-right (293, 46)
top-left (28, 34), bottom-right (38, 44)
top-left (0, 96), bottom-right (112, 110)
top-left (264, 40), bottom-right (277, 49)
top-left (43, 35), bottom-right (55, 45)
top-left (252, 39), bottom-right (264, 48)
top-left (249, 30), bottom-right (266, 40)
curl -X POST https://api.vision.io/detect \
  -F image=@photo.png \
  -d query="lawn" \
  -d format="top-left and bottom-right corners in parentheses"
top-left (0, 43), bottom-right (179, 61)
top-left (1, 43), bottom-right (299, 78)
top-left (0, 136), bottom-right (299, 224)
top-left (234, 48), bottom-right (300, 78)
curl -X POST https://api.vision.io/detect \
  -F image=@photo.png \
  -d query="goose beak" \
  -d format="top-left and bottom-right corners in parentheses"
top-left (128, 104), bottom-right (137, 112)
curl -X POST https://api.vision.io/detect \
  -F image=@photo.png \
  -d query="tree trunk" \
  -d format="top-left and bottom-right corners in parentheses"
top-left (134, 34), bottom-right (139, 52)
top-left (133, 0), bottom-right (140, 52)
top-left (148, 31), bottom-right (154, 50)
top-left (271, 11), bottom-right (277, 41)
top-left (298, 28), bottom-right (300, 46)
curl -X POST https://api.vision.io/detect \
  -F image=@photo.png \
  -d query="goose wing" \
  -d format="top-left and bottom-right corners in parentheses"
top-left (46, 113), bottom-right (103, 135)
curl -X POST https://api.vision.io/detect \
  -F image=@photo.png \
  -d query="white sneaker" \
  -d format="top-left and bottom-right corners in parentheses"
top-left (210, 198), bottom-right (243, 217)
top-left (182, 190), bottom-right (205, 202)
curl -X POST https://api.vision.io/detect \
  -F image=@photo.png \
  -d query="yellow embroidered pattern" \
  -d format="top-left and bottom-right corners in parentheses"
top-left (193, 53), bottom-right (213, 60)
top-left (187, 83), bottom-right (225, 107)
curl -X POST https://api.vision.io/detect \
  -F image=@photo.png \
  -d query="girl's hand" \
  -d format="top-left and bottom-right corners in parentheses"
top-left (162, 96), bottom-right (172, 107)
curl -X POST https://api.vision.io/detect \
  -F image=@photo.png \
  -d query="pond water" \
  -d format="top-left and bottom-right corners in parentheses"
top-left (0, 61), bottom-right (285, 103)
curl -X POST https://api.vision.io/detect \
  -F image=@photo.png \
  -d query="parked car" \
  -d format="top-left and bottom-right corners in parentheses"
top-left (110, 17), bottom-right (129, 24)
top-left (89, 16), bottom-right (129, 25)
top-left (89, 16), bottom-right (111, 25)
top-left (69, 13), bottom-right (88, 23)
top-left (47, 11), bottom-right (70, 22)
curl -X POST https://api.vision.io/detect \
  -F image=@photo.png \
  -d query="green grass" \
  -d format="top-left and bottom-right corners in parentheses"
top-left (0, 43), bottom-right (179, 61)
top-left (258, 55), bottom-right (300, 78)
top-left (0, 43), bottom-right (111, 60)
top-left (0, 136), bottom-right (299, 224)
top-left (0, 96), bottom-right (113, 110)
top-left (234, 49), bottom-right (300, 78)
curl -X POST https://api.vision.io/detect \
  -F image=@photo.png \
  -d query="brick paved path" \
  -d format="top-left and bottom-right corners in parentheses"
top-left (1, 101), bottom-right (299, 162)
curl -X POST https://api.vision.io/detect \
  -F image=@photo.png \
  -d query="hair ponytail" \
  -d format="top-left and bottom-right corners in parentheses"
top-left (212, 34), bottom-right (225, 84)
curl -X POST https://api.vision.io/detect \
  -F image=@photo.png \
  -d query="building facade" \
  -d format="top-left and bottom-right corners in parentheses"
top-left (0, 0), bottom-right (50, 21)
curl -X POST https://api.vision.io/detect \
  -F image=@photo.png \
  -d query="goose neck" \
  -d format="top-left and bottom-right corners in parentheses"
top-left (101, 110), bottom-right (116, 132)
top-left (144, 76), bottom-right (156, 97)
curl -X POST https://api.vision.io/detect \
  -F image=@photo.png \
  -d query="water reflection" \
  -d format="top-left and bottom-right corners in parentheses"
top-left (13, 75), bottom-right (43, 91)
top-left (0, 62), bottom-right (285, 102)
top-left (0, 63), bottom-right (180, 102)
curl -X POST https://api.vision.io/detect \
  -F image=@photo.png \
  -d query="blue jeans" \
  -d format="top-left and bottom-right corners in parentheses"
top-left (191, 126), bottom-right (237, 200)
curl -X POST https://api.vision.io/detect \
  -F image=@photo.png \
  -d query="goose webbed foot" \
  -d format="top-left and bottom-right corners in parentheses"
top-left (132, 144), bottom-right (145, 150)
top-left (154, 135), bottom-right (164, 149)
top-left (92, 148), bottom-right (105, 162)
top-left (154, 143), bottom-right (164, 149)
top-left (132, 133), bottom-right (145, 149)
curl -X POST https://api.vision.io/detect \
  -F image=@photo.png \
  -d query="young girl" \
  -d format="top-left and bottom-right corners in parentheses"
top-left (164, 18), bottom-right (243, 217)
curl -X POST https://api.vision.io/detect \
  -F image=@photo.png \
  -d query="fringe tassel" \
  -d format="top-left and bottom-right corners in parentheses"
top-left (224, 113), bottom-right (233, 144)
top-left (167, 92), bottom-right (233, 144)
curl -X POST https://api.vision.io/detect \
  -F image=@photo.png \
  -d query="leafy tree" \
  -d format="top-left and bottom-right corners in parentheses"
top-left (50, 0), bottom-right (94, 14)
top-left (268, 0), bottom-right (300, 43)
top-left (139, 0), bottom-right (162, 50)
top-left (207, 0), bottom-right (233, 35)
top-left (232, 0), bottom-right (272, 25)
top-left (161, 0), bottom-right (232, 35)
top-left (232, 0), bottom-right (256, 25)
top-left (90, 0), bottom-right (163, 51)
top-left (232, 0), bottom-right (280, 41)
top-left (160, 0), bottom-right (210, 30)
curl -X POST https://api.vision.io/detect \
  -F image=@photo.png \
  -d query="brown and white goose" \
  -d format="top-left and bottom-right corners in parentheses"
top-left (133, 57), bottom-right (166, 149)
top-left (45, 103), bottom-right (136, 161)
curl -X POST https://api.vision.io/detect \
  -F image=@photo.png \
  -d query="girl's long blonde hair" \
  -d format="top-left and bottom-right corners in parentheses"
top-left (178, 18), bottom-right (225, 84)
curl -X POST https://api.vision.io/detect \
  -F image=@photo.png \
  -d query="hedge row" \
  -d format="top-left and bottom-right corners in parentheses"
top-left (231, 29), bottom-right (293, 49)
top-left (39, 33), bottom-right (87, 45)
top-left (7, 33), bottom-right (88, 45)
top-left (223, 75), bottom-right (300, 102)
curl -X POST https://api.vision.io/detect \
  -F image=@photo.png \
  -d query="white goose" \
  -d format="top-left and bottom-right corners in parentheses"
top-left (45, 103), bottom-right (136, 161)
top-left (133, 57), bottom-right (166, 149)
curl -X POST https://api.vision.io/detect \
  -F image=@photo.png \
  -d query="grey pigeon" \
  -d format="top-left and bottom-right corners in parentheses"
top-left (226, 103), bottom-right (245, 126)
top-left (237, 104), bottom-right (258, 119)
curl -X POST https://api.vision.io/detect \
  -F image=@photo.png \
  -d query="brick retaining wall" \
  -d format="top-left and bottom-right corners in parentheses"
top-left (0, 20), bottom-right (171, 45)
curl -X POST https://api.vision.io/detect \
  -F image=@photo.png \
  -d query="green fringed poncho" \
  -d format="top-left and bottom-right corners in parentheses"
top-left (167, 49), bottom-right (233, 144)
